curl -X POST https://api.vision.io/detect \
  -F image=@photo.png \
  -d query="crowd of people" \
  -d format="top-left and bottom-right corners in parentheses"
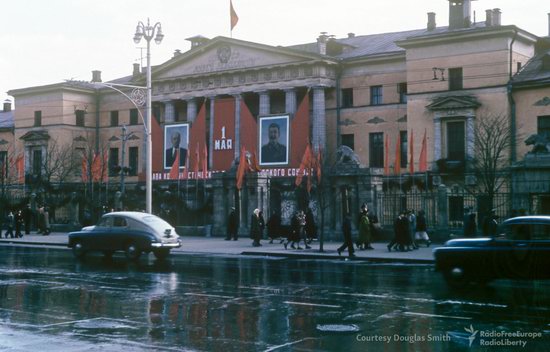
top-left (2, 204), bottom-right (50, 239)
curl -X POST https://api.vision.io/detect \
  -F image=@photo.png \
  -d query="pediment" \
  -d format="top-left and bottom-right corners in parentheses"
top-left (154, 37), bottom-right (328, 80)
top-left (427, 95), bottom-right (481, 111)
top-left (20, 130), bottom-right (50, 141)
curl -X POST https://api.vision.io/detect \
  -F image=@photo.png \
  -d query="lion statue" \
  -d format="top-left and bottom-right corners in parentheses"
top-left (525, 134), bottom-right (550, 154)
top-left (335, 145), bottom-right (361, 165)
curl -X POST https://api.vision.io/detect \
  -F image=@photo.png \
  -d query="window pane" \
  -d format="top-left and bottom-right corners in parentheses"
top-left (110, 111), bottom-right (119, 127)
top-left (342, 88), bottom-right (354, 108)
top-left (447, 121), bottom-right (465, 161)
top-left (129, 147), bottom-right (138, 176)
top-left (341, 134), bottom-right (354, 150)
top-left (369, 132), bottom-right (384, 167)
top-left (449, 68), bottom-right (463, 90)
top-left (370, 86), bottom-right (383, 105)
top-left (130, 109), bottom-right (139, 125)
top-left (538, 116), bottom-right (550, 140)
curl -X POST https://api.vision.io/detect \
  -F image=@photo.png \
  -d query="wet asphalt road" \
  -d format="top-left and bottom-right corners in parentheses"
top-left (0, 246), bottom-right (549, 351)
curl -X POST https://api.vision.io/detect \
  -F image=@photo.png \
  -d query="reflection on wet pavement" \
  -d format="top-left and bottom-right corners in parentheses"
top-left (0, 247), bottom-right (549, 351)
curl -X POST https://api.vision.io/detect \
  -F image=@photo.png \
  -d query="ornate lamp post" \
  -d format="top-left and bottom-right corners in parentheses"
top-left (133, 18), bottom-right (164, 214)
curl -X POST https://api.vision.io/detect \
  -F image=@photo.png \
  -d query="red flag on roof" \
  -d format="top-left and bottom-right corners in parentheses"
top-left (230, 0), bottom-right (239, 31)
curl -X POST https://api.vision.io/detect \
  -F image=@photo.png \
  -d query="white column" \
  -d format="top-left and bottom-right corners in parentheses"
top-left (434, 117), bottom-right (442, 162)
top-left (187, 98), bottom-right (197, 122)
top-left (234, 94), bottom-right (241, 159)
top-left (285, 88), bottom-right (297, 116)
top-left (164, 101), bottom-right (175, 123)
top-left (466, 115), bottom-right (475, 160)
top-left (258, 91), bottom-right (270, 116)
top-left (312, 86), bottom-right (326, 152)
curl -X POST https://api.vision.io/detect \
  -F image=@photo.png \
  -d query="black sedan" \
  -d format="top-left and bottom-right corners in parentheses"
top-left (434, 216), bottom-right (550, 287)
top-left (68, 212), bottom-right (181, 260)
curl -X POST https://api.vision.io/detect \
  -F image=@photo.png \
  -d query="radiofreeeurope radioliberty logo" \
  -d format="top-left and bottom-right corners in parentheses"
top-left (464, 325), bottom-right (478, 347)
top-left (464, 325), bottom-right (543, 348)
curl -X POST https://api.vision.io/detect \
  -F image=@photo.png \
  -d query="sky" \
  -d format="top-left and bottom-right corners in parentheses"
top-left (1, 0), bottom-right (549, 105)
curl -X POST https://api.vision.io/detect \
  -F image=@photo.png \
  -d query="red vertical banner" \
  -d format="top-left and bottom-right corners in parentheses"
top-left (145, 113), bottom-right (164, 181)
top-left (419, 129), bottom-right (428, 172)
top-left (212, 98), bottom-right (236, 171)
top-left (394, 133), bottom-right (401, 175)
top-left (189, 102), bottom-right (207, 178)
top-left (290, 93), bottom-right (310, 168)
top-left (239, 100), bottom-right (257, 157)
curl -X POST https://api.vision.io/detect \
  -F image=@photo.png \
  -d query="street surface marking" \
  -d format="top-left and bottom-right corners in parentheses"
top-left (284, 301), bottom-right (341, 308)
top-left (403, 311), bottom-right (472, 320)
top-left (184, 293), bottom-right (234, 299)
top-left (264, 337), bottom-right (317, 351)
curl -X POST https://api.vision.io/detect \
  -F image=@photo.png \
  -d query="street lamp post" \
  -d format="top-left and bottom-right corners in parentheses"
top-left (133, 18), bottom-right (164, 214)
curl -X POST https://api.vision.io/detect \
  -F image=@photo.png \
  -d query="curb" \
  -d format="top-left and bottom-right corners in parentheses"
top-left (241, 251), bottom-right (434, 264)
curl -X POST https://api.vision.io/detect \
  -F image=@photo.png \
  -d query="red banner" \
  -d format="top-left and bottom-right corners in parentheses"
top-left (212, 98), bottom-right (235, 171)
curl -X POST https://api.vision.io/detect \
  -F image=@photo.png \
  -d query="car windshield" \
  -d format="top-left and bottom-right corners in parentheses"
top-left (501, 223), bottom-right (550, 240)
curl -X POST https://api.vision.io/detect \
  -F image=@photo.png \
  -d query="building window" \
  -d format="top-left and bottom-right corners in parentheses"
top-left (449, 67), bottom-right (463, 90)
top-left (538, 116), bottom-right (550, 140)
top-left (370, 85), bottom-right (383, 105)
top-left (398, 83), bottom-right (407, 103)
top-left (34, 111), bottom-right (42, 127)
top-left (342, 88), bottom-right (354, 108)
top-left (369, 132), bottom-right (384, 168)
top-left (400, 130), bottom-right (408, 168)
top-left (129, 147), bottom-right (138, 176)
top-left (75, 110), bottom-right (86, 127)
top-left (110, 111), bottom-right (119, 127)
top-left (32, 149), bottom-right (42, 176)
top-left (341, 134), bottom-right (355, 150)
top-left (109, 148), bottom-right (119, 176)
top-left (447, 121), bottom-right (465, 161)
top-left (130, 109), bottom-right (139, 125)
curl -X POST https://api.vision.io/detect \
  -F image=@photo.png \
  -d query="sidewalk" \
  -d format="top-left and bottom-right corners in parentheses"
top-left (0, 232), bottom-right (437, 263)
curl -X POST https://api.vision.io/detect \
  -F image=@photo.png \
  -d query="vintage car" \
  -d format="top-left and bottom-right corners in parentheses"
top-left (434, 216), bottom-right (550, 287)
top-left (68, 211), bottom-right (181, 260)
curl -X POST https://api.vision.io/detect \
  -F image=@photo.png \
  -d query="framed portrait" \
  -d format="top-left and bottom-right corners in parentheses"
top-left (259, 115), bottom-right (289, 166)
top-left (164, 123), bottom-right (189, 169)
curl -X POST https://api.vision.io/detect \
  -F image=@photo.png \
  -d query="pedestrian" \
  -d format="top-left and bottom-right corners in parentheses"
top-left (15, 209), bottom-right (24, 238)
top-left (36, 206), bottom-right (45, 234)
top-left (250, 208), bottom-right (262, 247)
top-left (298, 210), bottom-right (310, 249)
top-left (337, 214), bottom-right (355, 258)
top-left (357, 206), bottom-right (372, 250)
top-left (304, 208), bottom-right (317, 244)
top-left (414, 210), bottom-right (431, 247)
top-left (23, 204), bottom-right (32, 234)
top-left (258, 210), bottom-right (266, 240)
top-left (267, 211), bottom-right (282, 244)
top-left (408, 209), bottom-right (419, 249)
top-left (4, 211), bottom-right (15, 239)
top-left (463, 207), bottom-right (477, 237)
top-left (388, 210), bottom-right (409, 252)
top-left (482, 209), bottom-right (499, 237)
top-left (284, 210), bottom-right (302, 249)
top-left (226, 207), bottom-right (239, 241)
top-left (42, 206), bottom-right (51, 236)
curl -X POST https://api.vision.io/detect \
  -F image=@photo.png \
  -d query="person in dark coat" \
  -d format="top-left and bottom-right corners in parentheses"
top-left (482, 209), bottom-right (499, 237)
top-left (285, 211), bottom-right (303, 250)
top-left (337, 214), bottom-right (355, 258)
top-left (4, 211), bottom-right (15, 239)
top-left (258, 210), bottom-right (266, 240)
top-left (414, 209), bottom-right (431, 247)
top-left (23, 204), bottom-right (32, 235)
top-left (226, 207), bottom-right (239, 241)
top-left (15, 209), bottom-right (24, 238)
top-left (250, 208), bottom-right (262, 247)
top-left (463, 207), bottom-right (477, 237)
top-left (304, 208), bottom-right (317, 244)
top-left (388, 210), bottom-right (409, 252)
top-left (267, 211), bottom-right (282, 244)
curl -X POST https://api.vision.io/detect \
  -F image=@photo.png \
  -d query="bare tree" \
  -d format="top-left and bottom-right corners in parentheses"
top-left (41, 138), bottom-right (79, 187)
top-left (469, 112), bottom-right (515, 208)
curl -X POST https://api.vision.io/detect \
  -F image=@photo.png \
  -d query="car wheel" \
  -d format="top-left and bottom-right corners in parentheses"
top-left (125, 243), bottom-right (142, 260)
top-left (443, 266), bottom-right (470, 289)
top-left (72, 242), bottom-right (86, 259)
top-left (153, 249), bottom-right (170, 260)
